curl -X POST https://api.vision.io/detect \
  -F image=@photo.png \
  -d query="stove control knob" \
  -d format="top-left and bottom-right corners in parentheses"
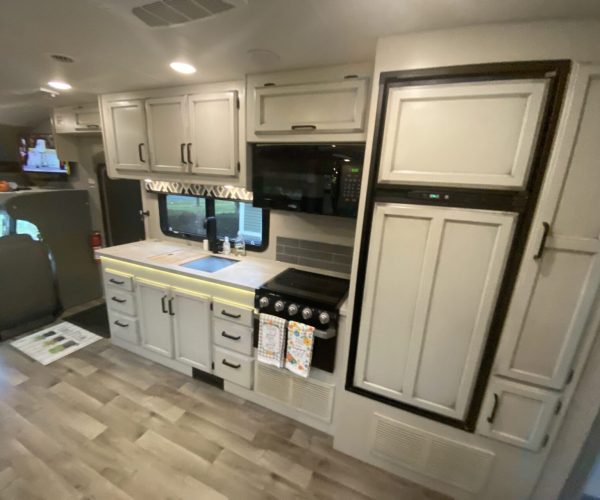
top-left (288, 303), bottom-right (298, 316)
top-left (258, 296), bottom-right (270, 308)
top-left (301, 307), bottom-right (313, 320)
top-left (274, 300), bottom-right (285, 312)
top-left (318, 312), bottom-right (330, 325)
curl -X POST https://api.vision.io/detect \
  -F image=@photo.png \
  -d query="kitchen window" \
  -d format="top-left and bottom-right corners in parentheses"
top-left (158, 193), bottom-right (269, 251)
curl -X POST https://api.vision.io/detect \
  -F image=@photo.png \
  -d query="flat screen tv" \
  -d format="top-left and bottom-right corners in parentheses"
top-left (19, 134), bottom-right (71, 175)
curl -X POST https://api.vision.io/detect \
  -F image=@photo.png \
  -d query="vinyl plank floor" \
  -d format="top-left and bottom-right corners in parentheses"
top-left (0, 337), bottom-right (451, 500)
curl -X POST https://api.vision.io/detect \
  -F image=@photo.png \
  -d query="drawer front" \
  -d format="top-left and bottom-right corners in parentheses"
top-left (213, 299), bottom-right (253, 327)
top-left (106, 288), bottom-right (136, 316)
top-left (108, 310), bottom-right (139, 344)
top-left (213, 347), bottom-right (254, 389)
top-left (213, 318), bottom-right (253, 356)
top-left (104, 269), bottom-right (134, 292)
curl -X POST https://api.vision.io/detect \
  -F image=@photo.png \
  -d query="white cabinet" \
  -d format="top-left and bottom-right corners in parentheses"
top-left (172, 287), bottom-right (212, 371)
top-left (188, 91), bottom-right (239, 177)
top-left (102, 99), bottom-right (148, 173)
top-left (136, 278), bottom-right (213, 370)
top-left (353, 203), bottom-right (516, 420)
top-left (477, 378), bottom-right (560, 451)
top-left (494, 65), bottom-right (600, 389)
top-left (53, 104), bottom-right (101, 134)
top-left (137, 279), bottom-right (173, 357)
top-left (378, 79), bottom-right (549, 189)
top-left (145, 95), bottom-right (188, 173)
top-left (246, 63), bottom-right (371, 142)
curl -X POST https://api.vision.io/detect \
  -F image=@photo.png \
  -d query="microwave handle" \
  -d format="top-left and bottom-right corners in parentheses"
top-left (291, 124), bottom-right (317, 131)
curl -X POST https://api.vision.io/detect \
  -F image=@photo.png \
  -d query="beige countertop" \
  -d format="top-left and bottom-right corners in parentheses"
top-left (97, 240), bottom-right (350, 315)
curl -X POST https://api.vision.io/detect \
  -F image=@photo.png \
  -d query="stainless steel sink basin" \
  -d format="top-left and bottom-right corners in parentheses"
top-left (180, 256), bottom-right (238, 273)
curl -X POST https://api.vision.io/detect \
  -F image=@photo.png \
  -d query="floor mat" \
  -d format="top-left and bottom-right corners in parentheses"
top-left (11, 322), bottom-right (102, 365)
top-left (63, 303), bottom-right (110, 338)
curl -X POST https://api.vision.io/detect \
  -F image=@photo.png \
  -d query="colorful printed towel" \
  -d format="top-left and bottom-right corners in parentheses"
top-left (285, 321), bottom-right (315, 378)
top-left (258, 313), bottom-right (287, 368)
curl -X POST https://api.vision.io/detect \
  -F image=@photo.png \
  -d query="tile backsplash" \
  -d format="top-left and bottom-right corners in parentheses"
top-left (276, 237), bottom-right (353, 274)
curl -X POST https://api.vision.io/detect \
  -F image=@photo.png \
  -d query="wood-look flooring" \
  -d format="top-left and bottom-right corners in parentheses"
top-left (0, 334), bottom-right (450, 499)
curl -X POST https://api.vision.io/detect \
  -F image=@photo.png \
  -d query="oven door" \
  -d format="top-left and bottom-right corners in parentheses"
top-left (251, 143), bottom-right (364, 217)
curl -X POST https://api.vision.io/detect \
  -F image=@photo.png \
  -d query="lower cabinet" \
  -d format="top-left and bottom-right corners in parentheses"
top-left (477, 378), bottom-right (560, 451)
top-left (136, 278), bottom-right (212, 370)
top-left (213, 346), bottom-right (254, 389)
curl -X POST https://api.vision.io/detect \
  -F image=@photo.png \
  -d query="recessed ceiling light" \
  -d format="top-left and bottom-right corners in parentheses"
top-left (170, 62), bottom-right (196, 74)
top-left (48, 81), bottom-right (71, 90)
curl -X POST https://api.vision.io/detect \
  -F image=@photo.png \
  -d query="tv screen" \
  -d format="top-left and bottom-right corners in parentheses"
top-left (19, 134), bottom-right (70, 175)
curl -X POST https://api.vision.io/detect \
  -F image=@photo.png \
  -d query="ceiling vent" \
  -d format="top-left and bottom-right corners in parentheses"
top-left (50, 54), bottom-right (75, 63)
top-left (132, 0), bottom-right (239, 27)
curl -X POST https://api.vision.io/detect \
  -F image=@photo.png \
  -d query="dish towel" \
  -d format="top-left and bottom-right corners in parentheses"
top-left (285, 321), bottom-right (315, 378)
top-left (257, 313), bottom-right (287, 368)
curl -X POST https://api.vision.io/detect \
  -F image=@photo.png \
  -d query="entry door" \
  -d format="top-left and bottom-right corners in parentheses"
top-left (136, 279), bottom-right (173, 358)
top-left (145, 96), bottom-right (187, 173)
top-left (172, 287), bottom-right (212, 372)
top-left (353, 203), bottom-right (516, 420)
top-left (104, 99), bottom-right (148, 172)
top-left (188, 91), bottom-right (239, 177)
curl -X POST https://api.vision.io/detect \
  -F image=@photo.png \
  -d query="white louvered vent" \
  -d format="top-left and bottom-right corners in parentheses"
top-left (370, 414), bottom-right (495, 494)
top-left (291, 377), bottom-right (335, 422)
top-left (255, 364), bottom-right (291, 404)
top-left (427, 437), bottom-right (494, 493)
top-left (371, 415), bottom-right (428, 469)
top-left (132, 0), bottom-right (244, 28)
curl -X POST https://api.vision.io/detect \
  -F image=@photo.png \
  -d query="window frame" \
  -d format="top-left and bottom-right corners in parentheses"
top-left (158, 193), bottom-right (270, 252)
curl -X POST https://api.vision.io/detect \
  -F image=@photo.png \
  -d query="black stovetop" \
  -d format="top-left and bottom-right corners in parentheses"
top-left (260, 268), bottom-right (349, 309)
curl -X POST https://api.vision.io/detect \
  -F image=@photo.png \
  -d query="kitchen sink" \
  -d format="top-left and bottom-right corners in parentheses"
top-left (180, 256), bottom-right (238, 273)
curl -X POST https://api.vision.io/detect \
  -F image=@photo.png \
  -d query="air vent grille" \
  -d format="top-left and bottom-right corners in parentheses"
top-left (254, 364), bottom-right (335, 422)
top-left (132, 0), bottom-right (237, 27)
top-left (370, 414), bottom-right (494, 494)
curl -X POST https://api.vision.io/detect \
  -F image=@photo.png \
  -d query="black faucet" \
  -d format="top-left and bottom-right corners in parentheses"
top-left (203, 216), bottom-right (219, 253)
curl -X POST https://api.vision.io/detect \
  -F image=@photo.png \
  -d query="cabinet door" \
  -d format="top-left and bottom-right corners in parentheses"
top-left (253, 79), bottom-right (368, 135)
top-left (136, 279), bottom-right (173, 357)
top-left (378, 79), bottom-right (548, 189)
top-left (494, 65), bottom-right (600, 389)
top-left (353, 203), bottom-right (516, 420)
top-left (188, 91), bottom-right (238, 177)
top-left (477, 378), bottom-right (560, 451)
top-left (103, 100), bottom-right (148, 172)
top-left (172, 287), bottom-right (212, 372)
top-left (145, 96), bottom-right (187, 173)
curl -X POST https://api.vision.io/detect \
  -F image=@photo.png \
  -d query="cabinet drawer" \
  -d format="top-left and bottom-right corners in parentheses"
top-left (213, 347), bottom-right (254, 389)
top-left (108, 310), bottom-right (139, 345)
top-left (213, 318), bottom-right (253, 356)
top-left (103, 269), bottom-right (134, 292)
top-left (213, 299), bottom-right (253, 327)
top-left (106, 288), bottom-right (136, 316)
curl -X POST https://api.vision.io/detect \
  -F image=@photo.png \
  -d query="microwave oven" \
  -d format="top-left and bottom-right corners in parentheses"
top-left (251, 143), bottom-right (365, 218)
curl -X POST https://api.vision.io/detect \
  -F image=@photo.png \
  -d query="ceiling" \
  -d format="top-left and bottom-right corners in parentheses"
top-left (0, 0), bottom-right (599, 127)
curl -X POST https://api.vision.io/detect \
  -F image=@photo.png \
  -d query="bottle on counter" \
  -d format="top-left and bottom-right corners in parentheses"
top-left (235, 231), bottom-right (246, 256)
top-left (222, 236), bottom-right (231, 255)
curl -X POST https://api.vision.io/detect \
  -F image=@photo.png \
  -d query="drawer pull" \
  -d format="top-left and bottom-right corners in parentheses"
top-left (291, 124), bottom-right (316, 131)
top-left (534, 222), bottom-right (551, 260)
top-left (487, 393), bottom-right (500, 424)
top-left (222, 359), bottom-right (241, 369)
top-left (111, 296), bottom-right (127, 304)
top-left (221, 331), bottom-right (241, 341)
top-left (221, 310), bottom-right (241, 319)
top-left (114, 320), bottom-right (129, 328)
top-left (109, 278), bottom-right (124, 285)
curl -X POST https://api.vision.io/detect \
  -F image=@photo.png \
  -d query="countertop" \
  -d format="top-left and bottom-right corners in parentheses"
top-left (97, 240), bottom-right (350, 315)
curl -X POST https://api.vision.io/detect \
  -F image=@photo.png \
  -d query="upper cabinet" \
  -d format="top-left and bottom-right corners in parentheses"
top-left (493, 65), bottom-right (600, 390)
top-left (377, 79), bottom-right (549, 189)
top-left (102, 99), bottom-right (148, 172)
top-left (247, 63), bottom-right (372, 142)
top-left (99, 80), bottom-right (246, 186)
top-left (53, 104), bottom-right (101, 134)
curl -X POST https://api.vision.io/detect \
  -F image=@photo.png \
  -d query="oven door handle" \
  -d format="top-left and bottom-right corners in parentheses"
top-left (252, 312), bottom-right (336, 339)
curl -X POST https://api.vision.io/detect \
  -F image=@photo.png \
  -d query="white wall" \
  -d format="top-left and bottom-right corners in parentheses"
top-left (332, 19), bottom-right (600, 500)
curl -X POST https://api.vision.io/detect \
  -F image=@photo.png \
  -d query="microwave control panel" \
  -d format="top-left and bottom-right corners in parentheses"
top-left (339, 165), bottom-right (362, 206)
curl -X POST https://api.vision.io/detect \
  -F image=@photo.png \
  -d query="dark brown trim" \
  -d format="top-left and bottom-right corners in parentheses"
top-left (345, 60), bottom-right (572, 432)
